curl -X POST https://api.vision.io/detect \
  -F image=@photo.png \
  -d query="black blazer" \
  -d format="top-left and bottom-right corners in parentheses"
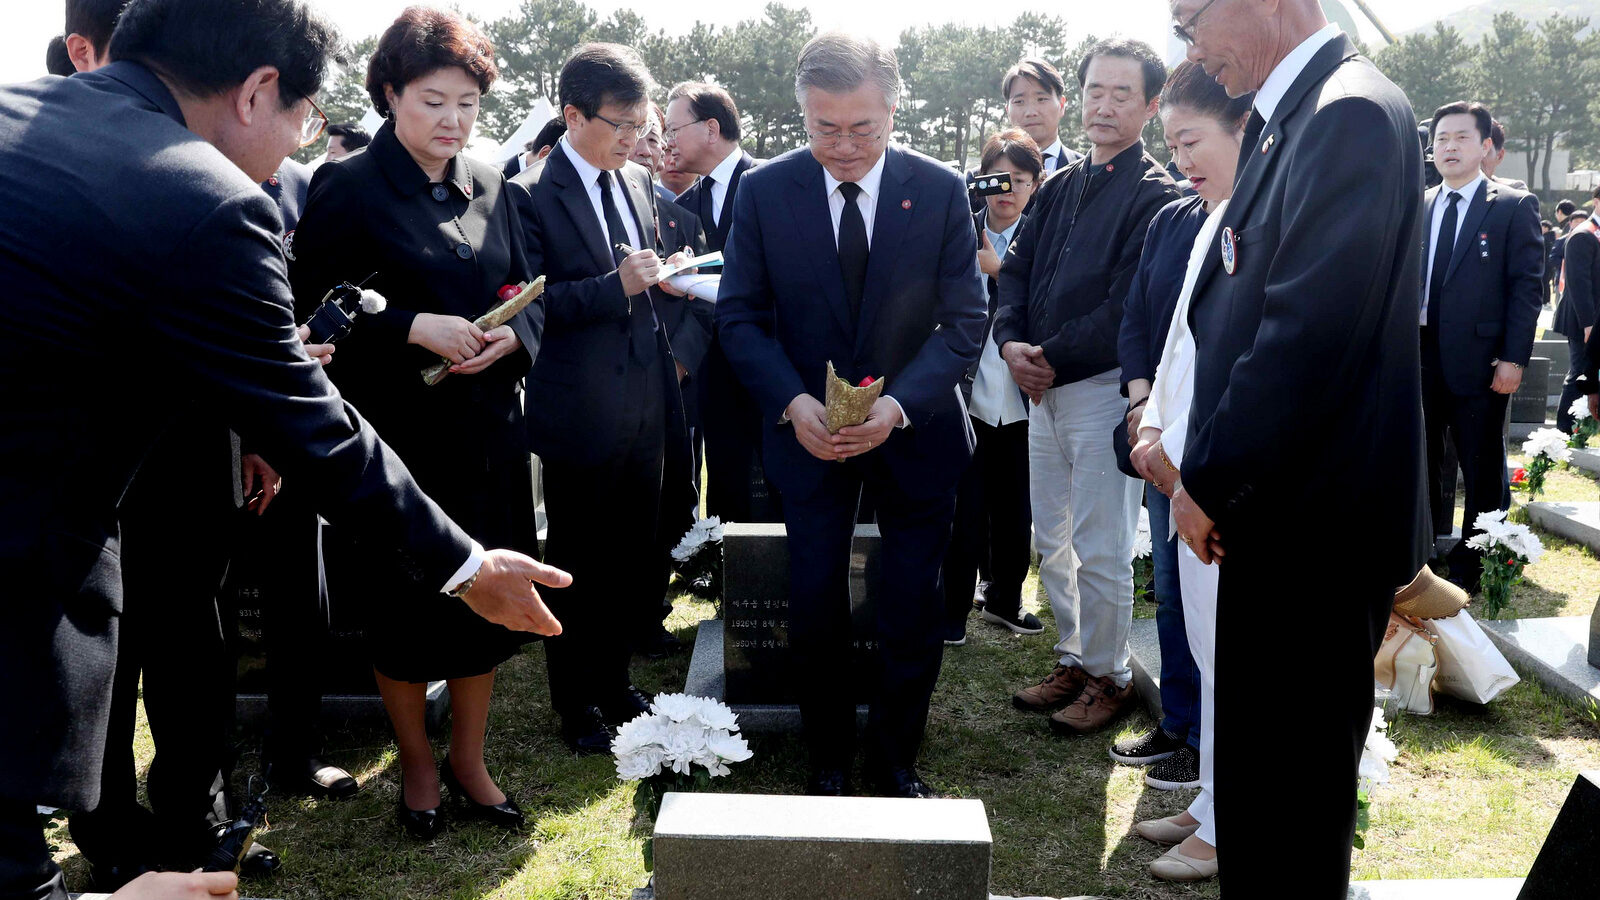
top-left (1421, 180), bottom-right (1543, 395)
top-left (715, 146), bottom-right (987, 502)
top-left (654, 195), bottom-right (714, 381)
top-left (0, 63), bottom-right (472, 810)
top-left (1558, 228), bottom-right (1600, 339)
top-left (675, 149), bottom-right (756, 252)
top-left (508, 145), bottom-right (691, 465)
top-left (1180, 35), bottom-right (1429, 589)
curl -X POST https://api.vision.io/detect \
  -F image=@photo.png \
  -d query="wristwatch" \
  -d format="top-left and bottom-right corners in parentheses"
top-left (447, 566), bottom-right (481, 599)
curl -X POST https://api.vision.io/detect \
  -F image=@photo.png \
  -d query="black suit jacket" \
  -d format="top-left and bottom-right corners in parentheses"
top-left (1422, 180), bottom-right (1543, 394)
top-left (675, 149), bottom-right (756, 253)
top-left (0, 63), bottom-right (473, 810)
top-left (508, 145), bottom-right (691, 465)
top-left (1180, 35), bottom-right (1429, 588)
top-left (655, 195), bottom-right (714, 382)
top-left (1558, 227), bottom-right (1600, 339)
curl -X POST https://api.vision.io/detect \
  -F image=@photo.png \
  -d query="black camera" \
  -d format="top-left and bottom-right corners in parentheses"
top-left (302, 277), bottom-right (385, 344)
top-left (202, 786), bottom-right (267, 873)
top-left (967, 171), bottom-right (1013, 200)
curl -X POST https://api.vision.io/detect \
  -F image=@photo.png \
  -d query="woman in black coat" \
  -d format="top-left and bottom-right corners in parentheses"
top-left (288, 8), bottom-right (542, 840)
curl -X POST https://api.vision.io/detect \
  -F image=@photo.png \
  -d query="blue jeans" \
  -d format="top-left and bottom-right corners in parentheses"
top-left (1147, 485), bottom-right (1201, 748)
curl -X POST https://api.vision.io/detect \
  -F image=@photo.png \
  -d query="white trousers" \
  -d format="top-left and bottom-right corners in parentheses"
top-left (1178, 541), bottom-right (1219, 847)
top-left (1028, 375), bottom-right (1142, 685)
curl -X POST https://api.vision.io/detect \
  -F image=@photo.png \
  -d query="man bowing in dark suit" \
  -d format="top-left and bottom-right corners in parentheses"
top-left (510, 43), bottom-right (697, 753)
top-left (0, 1), bottom-right (565, 897)
top-left (717, 31), bottom-right (987, 798)
top-left (1421, 102), bottom-right (1543, 591)
top-left (1168, 1), bottom-right (1429, 894)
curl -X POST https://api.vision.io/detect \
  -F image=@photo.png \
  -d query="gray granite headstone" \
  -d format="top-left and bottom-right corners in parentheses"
top-left (722, 523), bottom-right (881, 705)
top-left (1510, 358), bottom-right (1551, 424)
top-left (1535, 339), bottom-right (1569, 397)
top-left (1591, 604), bottom-right (1600, 670)
top-left (1524, 502), bottom-right (1600, 555)
top-left (652, 792), bottom-right (991, 900)
top-left (1516, 771), bottom-right (1600, 899)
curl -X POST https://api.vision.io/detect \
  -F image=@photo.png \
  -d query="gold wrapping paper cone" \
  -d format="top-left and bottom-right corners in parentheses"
top-left (824, 361), bottom-right (884, 433)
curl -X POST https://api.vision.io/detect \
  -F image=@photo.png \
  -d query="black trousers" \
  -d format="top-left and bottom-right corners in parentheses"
top-left (542, 356), bottom-right (668, 719)
top-left (69, 424), bottom-right (235, 870)
top-left (701, 342), bottom-right (783, 523)
top-left (1213, 536), bottom-right (1393, 898)
top-left (1423, 332), bottom-right (1510, 580)
top-left (0, 801), bottom-right (64, 900)
top-left (255, 488), bottom-right (331, 766)
top-left (1557, 330), bottom-right (1588, 434)
top-left (943, 417), bottom-right (1030, 634)
top-left (783, 455), bottom-right (955, 773)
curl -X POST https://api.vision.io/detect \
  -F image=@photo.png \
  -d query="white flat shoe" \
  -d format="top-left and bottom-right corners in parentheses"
top-left (1149, 844), bottom-right (1218, 882)
top-left (1133, 815), bottom-right (1201, 845)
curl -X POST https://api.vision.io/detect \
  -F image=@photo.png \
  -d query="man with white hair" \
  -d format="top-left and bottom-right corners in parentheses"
top-left (716, 31), bottom-right (986, 799)
top-left (1165, 0), bottom-right (1428, 892)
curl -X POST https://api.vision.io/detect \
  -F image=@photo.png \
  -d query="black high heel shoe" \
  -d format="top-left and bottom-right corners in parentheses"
top-left (440, 755), bottom-right (524, 829)
top-left (396, 785), bottom-right (444, 840)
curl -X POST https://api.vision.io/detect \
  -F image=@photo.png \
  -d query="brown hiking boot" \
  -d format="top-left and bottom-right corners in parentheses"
top-left (1049, 674), bottom-right (1135, 735)
top-left (1011, 663), bottom-right (1088, 713)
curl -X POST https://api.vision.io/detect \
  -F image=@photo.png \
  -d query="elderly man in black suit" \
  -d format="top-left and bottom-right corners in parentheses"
top-left (510, 43), bottom-right (698, 753)
top-left (0, 2), bottom-right (565, 897)
top-left (1166, 0), bottom-right (1429, 893)
top-left (1421, 101), bottom-right (1543, 591)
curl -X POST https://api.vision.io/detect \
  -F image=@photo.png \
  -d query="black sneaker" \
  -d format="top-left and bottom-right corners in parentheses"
top-left (1109, 727), bottom-right (1185, 766)
top-left (1144, 745), bottom-right (1201, 790)
top-left (980, 608), bottom-right (1045, 635)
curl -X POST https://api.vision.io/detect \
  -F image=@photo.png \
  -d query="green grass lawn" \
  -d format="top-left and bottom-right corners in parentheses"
top-left (49, 560), bottom-right (1600, 898)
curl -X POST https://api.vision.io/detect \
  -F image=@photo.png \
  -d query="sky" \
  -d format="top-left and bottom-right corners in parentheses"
top-left (4, 0), bottom-right (1481, 91)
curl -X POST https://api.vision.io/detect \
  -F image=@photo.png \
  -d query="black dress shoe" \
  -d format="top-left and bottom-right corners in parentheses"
top-left (87, 861), bottom-right (156, 893)
top-left (396, 789), bottom-right (444, 840)
top-left (640, 624), bottom-right (682, 659)
top-left (440, 755), bottom-right (525, 830)
top-left (239, 842), bottom-right (281, 877)
top-left (600, 685), bottom-right (652, 726)
top-left (872, 767), bottom-right (934, 799)
top-left (561, 706), bottom-right (616, 755)
top-left (805, 768), bottom-right (849, 797)
top-left (303, 756), bottom-right (359, 799)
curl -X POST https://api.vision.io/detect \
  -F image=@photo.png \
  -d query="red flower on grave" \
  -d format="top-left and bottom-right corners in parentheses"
top-left (1512, 468), bottom-right (1528, 484)
top-left (858, 376), bottom-right (876, 387)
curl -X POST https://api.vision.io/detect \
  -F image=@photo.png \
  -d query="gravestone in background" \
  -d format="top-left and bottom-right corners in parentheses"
top-left (1516, 771), bottom-right (1600, 899)
top-left (721, 523), bottom-right (881, 705)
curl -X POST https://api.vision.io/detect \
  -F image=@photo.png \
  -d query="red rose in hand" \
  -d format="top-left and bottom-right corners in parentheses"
top-left (858, 376), bottom-right (876, 388)
top-left (497, 284), bottom-right (520, 302)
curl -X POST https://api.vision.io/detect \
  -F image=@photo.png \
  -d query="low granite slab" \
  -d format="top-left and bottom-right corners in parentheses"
top-left (1524, 501), bottom-right (1600, 555)
top-left (1564, 447), bottom-right (1600, 476)
top-left (1477, 617), bottom-right (1600, 706)
top-left (1347, 879), bottom-right (1525, 900)
top-left (685, 618), bottom-right (865, 733)
top-left (652, 792), bottom-right (992, 900)
top-left (235, 681), bottom-right (448, 733)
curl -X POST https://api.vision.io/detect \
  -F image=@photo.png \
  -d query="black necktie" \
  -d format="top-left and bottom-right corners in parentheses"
top-left (1236, 109), bottom-right (1266, 183)
top-left (837, 182), bottom-right (869, 322)
top-left (701, 175), bottom-right (718, 230)
top-left (1427, 191), bottom-right (1461, 328)
top-left (598, 170), bottom-right (633, 270)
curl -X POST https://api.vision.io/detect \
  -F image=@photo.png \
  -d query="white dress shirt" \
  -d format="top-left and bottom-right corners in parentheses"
top-left (970, 214), bottom-right (1029, 427)
top-left (1143, 200), bottom-right (1228, 539)
top-left (442, 543), bottom-right (486, 594)
top-left (1253, 23), bottom-right (1343, 125)
top-left (1421, 173), bottom-right (1484, 324)
top-left (557, 135), bottom-right (642, 251)
top-left (706, 144), bottom-right (744, 227)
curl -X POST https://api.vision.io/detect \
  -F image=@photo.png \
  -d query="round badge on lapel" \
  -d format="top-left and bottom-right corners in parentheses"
top-left (1221, 226), bottom-right (1237, 276)
top-left (901, 199), bottom-right (912, 210)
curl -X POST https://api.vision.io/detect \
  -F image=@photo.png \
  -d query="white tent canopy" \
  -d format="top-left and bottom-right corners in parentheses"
top-left (493, 98), bottom-right (557, 165)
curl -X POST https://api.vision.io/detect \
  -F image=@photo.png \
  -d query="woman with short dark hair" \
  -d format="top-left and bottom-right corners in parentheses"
top-left (288, 5), bottom-right (542, 840)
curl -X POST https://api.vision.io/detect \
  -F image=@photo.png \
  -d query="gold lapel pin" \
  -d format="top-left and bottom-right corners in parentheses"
top-left (1261, 134), bottom-right (1276, 154)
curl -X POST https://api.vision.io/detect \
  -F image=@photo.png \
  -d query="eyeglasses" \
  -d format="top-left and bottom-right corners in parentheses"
top-left (663, 118), bottom-right (706, 142)
top-left (299, 96), bottom-right (328, 148)
top-left (590, 112), bottom-right (651, 139)
top-left (1172, 0), bottom-right (1222, 46)
top-left (806, 127), bottom-right (886, 149)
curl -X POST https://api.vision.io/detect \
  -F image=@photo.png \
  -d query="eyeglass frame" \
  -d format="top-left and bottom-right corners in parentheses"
top-left (589, 111), bottom-right (651, 140)
top-left (1172, 0), bottom-right (1223, 46)
top-left (663, 117), bottom-right (707, 143)
top-left (805, 126), bottom-right (888, 150)
top-left (299, 95), bottom-right (328, 148)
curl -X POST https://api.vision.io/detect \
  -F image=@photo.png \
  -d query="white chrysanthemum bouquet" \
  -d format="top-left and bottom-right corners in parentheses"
top-left (1354, 707), bottom-right (1398, 850)
top-left (1132, 506), bottom-right (1154, 603)
top-left (1464, 509), bottom-right (1544, 618)
top-left (670, 517), bottom-right (724, 606)
top-left (615, 693), bottom-right (752, 869)
top-left (1569, 397), bottom-right (1598, 449)
top-left (1519, 427), bottom-right (1572, 499)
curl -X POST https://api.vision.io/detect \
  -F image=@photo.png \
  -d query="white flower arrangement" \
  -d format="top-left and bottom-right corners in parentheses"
top-left (1132, 506), bottom-right (1153, 560)
top-left (671, 516), bottom-right (724, 564)
top-left (1521, 427), bottom-right (1573, 463)
top-left (1358, 708), bottom-right (1398, 793)
top-left (1465, 510), bottom-right (1545, 566)
top-left (1570, 397), bottom-right (1593, 422)
top-left (612, 693), bottom-right (752, 781)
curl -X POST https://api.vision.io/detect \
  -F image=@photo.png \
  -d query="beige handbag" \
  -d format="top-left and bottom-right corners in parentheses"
top-left (1375, 612), bottom-right (1439, 715)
